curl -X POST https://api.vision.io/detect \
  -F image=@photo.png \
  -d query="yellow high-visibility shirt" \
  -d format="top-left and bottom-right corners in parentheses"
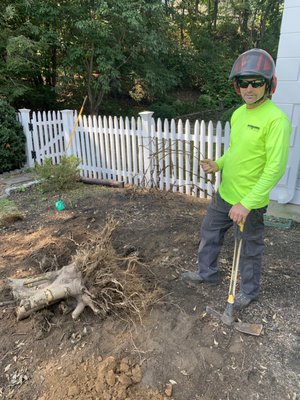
top-left (216, 99), bottom-right (292, 210)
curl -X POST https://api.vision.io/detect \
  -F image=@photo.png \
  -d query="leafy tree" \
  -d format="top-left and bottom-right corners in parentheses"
top-left (0, 0), bottom-right (62, 109)
top-left (0, 99), bottom-right (26, 173)
top-left (0, 0), bottom-right (284, 114)
top-left (60, 0), bottom-right (178, 114)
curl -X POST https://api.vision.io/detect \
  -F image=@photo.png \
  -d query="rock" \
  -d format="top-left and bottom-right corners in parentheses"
top-left (165, 383), bottom-right (173, 397)
top-left (106, 370), bottom-right (116, 386)
top-left (103, 392), bottom-right (112, 400)
top-left (68, 385), bottom-right (80, 396)
top-left (120, 361), bottom-right (130, 373)
top-left (95, 379), bottom-right (106, 394)
top-left (98, 356), bottom-right (117, 373)
top-left (121, 357), bottom-right (130, 366)
top-left (118, 373), bottom-right (132, 388)
top-left (131, 365), bottom-right (142, 383)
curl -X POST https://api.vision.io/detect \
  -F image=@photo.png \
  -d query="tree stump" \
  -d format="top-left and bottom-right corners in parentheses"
top-left (8, 263), bottom-right (100, 320)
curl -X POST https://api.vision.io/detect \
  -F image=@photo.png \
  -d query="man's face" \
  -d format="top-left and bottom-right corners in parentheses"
top-left (237, 77), bottom-right (266, 108)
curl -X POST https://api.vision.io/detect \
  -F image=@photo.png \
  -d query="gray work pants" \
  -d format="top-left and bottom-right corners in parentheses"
top-left (198, 192), bottom-right (267, 299)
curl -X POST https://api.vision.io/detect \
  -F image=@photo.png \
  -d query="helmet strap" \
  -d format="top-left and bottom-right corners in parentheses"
top-left (252, 92), bottom-right (267, 105)
top-left (244, 80), bottom-right (269, 106)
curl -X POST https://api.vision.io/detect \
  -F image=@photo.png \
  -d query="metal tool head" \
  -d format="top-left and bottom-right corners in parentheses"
top-left (221, 302), bottom-right (234, 326)
top-left (234, 321), bottom-right (263, 336)
top-left (206, 306), bottom-right (263, 336)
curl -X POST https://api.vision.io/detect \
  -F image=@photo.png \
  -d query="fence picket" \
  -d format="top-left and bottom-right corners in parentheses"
top-left (114, 116), bottom-right (122, 182)
top-left (97, 116), bottom-right (106, 179)
top-left (49, 111), bottom-right (56, 163)
top-left (215, 121), bottom-right (222, 189)
top-left (119, 117), bottom-right (126, 182)
top-left (207, 121), bottom-right (214, 198)
top-left (108, 116), bottom-right (116, 181)
top-left (177, 119), bottom-right (184, 193)
top-left (185, 120), bottom-right (191, 196)
top-left (199, 120), bottom-right (206, 198)
top-left (78, 114), bottom-right (86, 177)
top-left (89, 115), bottom-right (97, 178)
top-left (125, 117), bottom-right (133, 185)
top-left (163, 119), bottom-right (171, 191)
top-left (137, 117), bottom-right (143, 186)
top-left (31, 112), bottom-right (40, 164)
top-left (192, 120), bottom-right (200, 197)
top-left (103, 116), bottom-right (110, 180)
top-left (156, 118), bottom-right (163, 190)
top-left (170, 119), bottom-right (177, 192)
top-left (93, 115), bottom-right (100, 179)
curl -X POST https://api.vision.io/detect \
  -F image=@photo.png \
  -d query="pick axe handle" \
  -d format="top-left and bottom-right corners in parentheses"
top-left (227, 222), bottom-right (244, 304)
top-left (66, 96), bottom-right (88, 151)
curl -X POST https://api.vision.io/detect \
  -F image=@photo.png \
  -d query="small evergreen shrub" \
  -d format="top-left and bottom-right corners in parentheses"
top-left (35, 155), bottom-right (81, 192)
top-left (0, 99), bottom-right (26, 173)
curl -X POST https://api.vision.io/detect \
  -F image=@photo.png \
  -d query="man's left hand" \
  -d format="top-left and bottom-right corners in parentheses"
top-left (228, 203), bottom-right (250, 225)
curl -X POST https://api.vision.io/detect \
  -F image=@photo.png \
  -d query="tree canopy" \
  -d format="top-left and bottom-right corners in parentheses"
top-left (0, 0), bottom-right (284, 114)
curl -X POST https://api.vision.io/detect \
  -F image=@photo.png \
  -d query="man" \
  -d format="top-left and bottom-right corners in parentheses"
top-left (182, 48), bottom-right (292, 310)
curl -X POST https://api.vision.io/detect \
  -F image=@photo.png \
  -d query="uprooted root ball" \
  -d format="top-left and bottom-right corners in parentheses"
top-left (74, 217), bottom-right (158, 320)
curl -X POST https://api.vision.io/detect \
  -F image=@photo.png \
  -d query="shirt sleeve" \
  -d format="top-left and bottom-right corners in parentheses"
top-left (240, 117), bottom-right (291, 210)
top-left (216, 150), bottom-right (228, 170)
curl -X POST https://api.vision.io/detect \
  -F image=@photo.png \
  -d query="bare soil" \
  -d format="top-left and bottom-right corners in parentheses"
top-left (0, 183), bottom-right (299, 400)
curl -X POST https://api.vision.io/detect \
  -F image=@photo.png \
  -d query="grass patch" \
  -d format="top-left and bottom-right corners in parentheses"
top-left (0, 198), bottom-right (24, 226)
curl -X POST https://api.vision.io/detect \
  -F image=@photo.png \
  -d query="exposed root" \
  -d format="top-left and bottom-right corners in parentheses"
top-left (75, 217), bottom-right (157, 321)
top-left (8, 217), bottom-right (158, 322)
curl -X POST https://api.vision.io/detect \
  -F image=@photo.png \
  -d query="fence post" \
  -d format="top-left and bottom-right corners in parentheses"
top-left (18, 108), bottom-right (34, 168)
top-left (139, 111), bottom-right (154, 187)
top-left (61, 110), bottom-right (75, 157)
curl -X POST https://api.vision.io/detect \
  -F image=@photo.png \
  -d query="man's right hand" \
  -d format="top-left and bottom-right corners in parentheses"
top-left (200, 159), bottom-right (219, 173)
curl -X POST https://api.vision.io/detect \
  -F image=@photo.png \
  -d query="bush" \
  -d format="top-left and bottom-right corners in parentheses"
top-left (151, 103), bottom-right (177, 120)
top-left (172, 99), bottom-right (196, 116)
top-left (0, 99), bottom-right (26, 173)
top-left (35, 155), bottom-right (81, 192)
top-left (220, 105), bottom-right (241, 127)
top-left (196, 94), bottom-right (218, 110)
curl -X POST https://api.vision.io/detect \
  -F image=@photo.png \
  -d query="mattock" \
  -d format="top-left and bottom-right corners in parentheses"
top-left (206, 223), bottom-right (263, 336)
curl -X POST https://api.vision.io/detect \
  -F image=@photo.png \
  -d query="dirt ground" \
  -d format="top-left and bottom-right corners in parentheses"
top-left (0, 182), bottom-right (299, 400)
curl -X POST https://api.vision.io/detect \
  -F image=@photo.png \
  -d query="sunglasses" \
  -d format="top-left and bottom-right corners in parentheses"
top-left (237, 79), bottom-right (266, 89)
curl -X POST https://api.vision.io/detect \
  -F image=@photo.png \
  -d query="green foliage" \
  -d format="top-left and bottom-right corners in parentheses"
top-left (0, 198), bottom-right (23, 227)
top-left (0, 99), bottom-right (26, 173)
top-left (0, 0), bottom-right (284, 113)
top-left (151, 103), bottom-right (177, 120)
top-left (35, 155), bottom-right (81, 192)
top-left (220, 104), bottom-right (242, 127)
top-left (196, 95), bottom-right (217, 110)
top-left (172, 99), bottom-right (196, 116)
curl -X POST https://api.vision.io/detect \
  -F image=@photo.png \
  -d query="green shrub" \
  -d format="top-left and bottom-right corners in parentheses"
top-left (151, 103), bottom-right (177, 120)
top-left (196, 94), bottom-right (217, 110)
top-left (35, 155), bottom-right (81, 192)
top-left (172, 99), bottom-right (196, 116)
top-left (0, 99), bottom-right (26, 173)
top-left (220, 105), bottom-right (241, 127)
top-left (219, 93), bottom-right (241, 109)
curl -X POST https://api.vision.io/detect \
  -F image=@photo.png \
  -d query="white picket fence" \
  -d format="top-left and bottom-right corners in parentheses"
top-left (18, 109), bottom-right (230, 199)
